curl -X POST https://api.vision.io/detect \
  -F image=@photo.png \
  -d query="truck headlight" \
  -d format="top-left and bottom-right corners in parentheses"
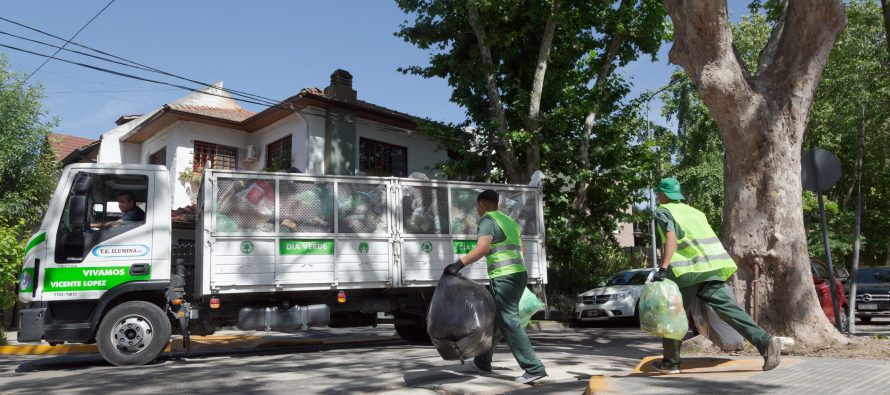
top-left (576, 296), bottom-right (584, 304)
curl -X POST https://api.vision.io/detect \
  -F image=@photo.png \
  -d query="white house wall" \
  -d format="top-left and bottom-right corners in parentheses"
top-left (354, 118), bottom-right (446, 178)
top-left (97, 110), bottom-right (160, 164)
top-left (244, 113), bottom-right (309, 172)
top-left (167, 121), bottom-right (248, 209)
top-left (305, 107), bottom-right (326, 175)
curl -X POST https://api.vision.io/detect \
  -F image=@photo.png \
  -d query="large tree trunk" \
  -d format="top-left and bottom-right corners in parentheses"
top-left (663, 0), bottom-right (848, 346)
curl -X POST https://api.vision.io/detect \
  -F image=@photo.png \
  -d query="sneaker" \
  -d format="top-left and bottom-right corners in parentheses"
top-left (652, 359), bottom-right (681, 374)
top-left (762, 337), bottom-right (782, 371)
top-left (514, 371), bottom-right (547, 384)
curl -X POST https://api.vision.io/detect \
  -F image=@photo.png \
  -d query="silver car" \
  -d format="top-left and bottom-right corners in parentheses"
top-left (575, 268), bottom-right (655, 322)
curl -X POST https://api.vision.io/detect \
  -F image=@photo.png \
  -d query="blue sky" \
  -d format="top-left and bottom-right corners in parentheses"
top-left (2, 1), bottom-right (751, 140)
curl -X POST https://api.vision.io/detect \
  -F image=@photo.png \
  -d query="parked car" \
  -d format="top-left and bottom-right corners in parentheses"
top-left (810, 258), bottom-right (850, 331)
top-left (575, 268), bottom-right (654, 322)
top-left (849, 266), bottom-right (890, 324)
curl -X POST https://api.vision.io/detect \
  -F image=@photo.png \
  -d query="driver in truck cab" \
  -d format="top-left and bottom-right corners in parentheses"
top-left (115, 191), bottom-right (145, 223)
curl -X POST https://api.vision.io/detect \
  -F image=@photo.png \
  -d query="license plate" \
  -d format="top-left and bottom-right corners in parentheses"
top-left (585, 310), bottom-right (603, 317)
top-left (859, 303), bottom-right (877, 310)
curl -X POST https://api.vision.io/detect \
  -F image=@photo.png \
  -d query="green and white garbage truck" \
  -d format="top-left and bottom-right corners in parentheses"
top-left (16, 164), bottom-right (548, 366)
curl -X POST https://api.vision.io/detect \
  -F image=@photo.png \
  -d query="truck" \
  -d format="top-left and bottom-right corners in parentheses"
top-left (16, 164), bottom-right (548, 366)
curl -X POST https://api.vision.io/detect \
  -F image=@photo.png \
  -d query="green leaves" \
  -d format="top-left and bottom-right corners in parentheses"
top-left (0, 219), bottom-right (27, 309)
top-left (0, 56), bottom-right (59, 226)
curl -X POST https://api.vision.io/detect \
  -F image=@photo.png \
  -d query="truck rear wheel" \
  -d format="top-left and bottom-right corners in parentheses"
top-left (394, 312), bottom-right (432, 345)
top-left (96, 301), bottom-right (171, 366)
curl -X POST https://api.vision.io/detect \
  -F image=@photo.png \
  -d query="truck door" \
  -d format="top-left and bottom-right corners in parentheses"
top-left (41, 170), bottom-right (156, 302)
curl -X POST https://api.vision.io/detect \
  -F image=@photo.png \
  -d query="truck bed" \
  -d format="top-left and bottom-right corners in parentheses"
top-left (196, 170), bottom-right (547, 296)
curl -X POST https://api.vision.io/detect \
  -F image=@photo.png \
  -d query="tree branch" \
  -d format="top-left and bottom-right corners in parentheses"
top-left (467, 0), bottom-right (520, 181)
top-left (663, 0), bottom-right (758, 144)
top-left (526, 0), bottom-right (560, 179)
top-left (528, 0), bottom-right (560, 133)
top-left (754, 1), bottom-right (847, 99)
top-left (573, 0), bottom-right (629, 211)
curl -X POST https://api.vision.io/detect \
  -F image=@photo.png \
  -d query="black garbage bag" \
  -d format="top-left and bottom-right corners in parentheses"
top-left (426, 273), bottom-right (496, 361)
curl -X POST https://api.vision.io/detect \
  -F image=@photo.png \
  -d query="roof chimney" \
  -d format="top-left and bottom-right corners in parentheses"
top-left (324, 69), bottom-right (357, 102)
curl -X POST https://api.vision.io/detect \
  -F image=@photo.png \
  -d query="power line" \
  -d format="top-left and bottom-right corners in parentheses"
top-left (0, 16), bottom-right (283, 106)
top-left (0, 42), bottom-right (297, 111)
top-left (23, 0), bottom-right (115, 83)
top-left (47, 88), bottom-right (179, 93)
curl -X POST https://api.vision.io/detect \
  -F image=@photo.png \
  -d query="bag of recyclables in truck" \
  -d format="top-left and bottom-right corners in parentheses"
top-left (639, 278), bottom-right (688, 340)
top-left (427, 273), bottom-right (496, 361)
top-left (689, 284), bottom-right (745, 351)
top-left (518, 287), bottom-right (545, 327)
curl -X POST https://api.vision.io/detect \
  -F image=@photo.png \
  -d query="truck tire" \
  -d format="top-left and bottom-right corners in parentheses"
top-left (394, 312), bottom-right (432, 345)
top-left (96, 301), bottom-right (172, 366)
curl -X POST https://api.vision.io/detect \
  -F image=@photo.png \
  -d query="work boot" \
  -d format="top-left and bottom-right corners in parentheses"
top-left (514, 371), bottom-right (547, 385)
top-left (652, 359), bottom-right (681, 374)
top-left (466, 360), bottom-right (492, 374)
top-left (762, 337), bottom-right (782, 371)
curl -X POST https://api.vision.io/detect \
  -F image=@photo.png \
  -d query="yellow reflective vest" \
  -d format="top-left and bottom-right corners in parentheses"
top-left (482, 211), bottom-right (527, 279)
top-left (657, 203), bottom-right (737, 287)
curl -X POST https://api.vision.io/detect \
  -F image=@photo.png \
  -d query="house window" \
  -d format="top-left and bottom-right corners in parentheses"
top-left (359, 138), bottom-right (407, 177)
top-left (148, 147), bottom-right (166, 166)
top-left (194, 141), bottom-right (237, 170)
top-left (265, 135), bottom-right (292, 171)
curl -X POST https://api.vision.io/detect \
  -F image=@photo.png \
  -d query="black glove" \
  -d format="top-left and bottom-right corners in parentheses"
top-left (652, 267), bottom-right (666, 282)
top-left (444, 259), bottom-right (465, 276)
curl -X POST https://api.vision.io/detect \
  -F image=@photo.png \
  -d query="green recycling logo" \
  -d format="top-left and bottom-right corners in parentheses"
top-left (421, 241), bottom-right (433, 253)
top-left (240, 241), bottom-right (255, 254)
top-left (358, 242), bottom-right (369, 253)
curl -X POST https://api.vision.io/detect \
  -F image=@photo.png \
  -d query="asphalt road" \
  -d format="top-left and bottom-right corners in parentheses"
top-left (853, 316), bottom-right (890, 336)
top-left (1, 319), bottom-right (886, 395)
top-left (0, 323), bottom-right (659, 395)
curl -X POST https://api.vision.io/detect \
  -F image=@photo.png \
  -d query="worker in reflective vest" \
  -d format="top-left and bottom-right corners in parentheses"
top-left (651, 177), bottom-right (783, 374)
top-left (444, 189), bottom-right (547, 385)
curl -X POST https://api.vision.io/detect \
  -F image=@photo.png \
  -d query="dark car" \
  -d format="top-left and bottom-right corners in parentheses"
top-left (850, 266), bottom-right (890, 324)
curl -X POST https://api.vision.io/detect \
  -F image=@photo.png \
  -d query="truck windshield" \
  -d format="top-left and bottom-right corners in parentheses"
top-left (857, 268), bottom-right (890, 284)
top-left (606, 271), bottom-right (651, 286)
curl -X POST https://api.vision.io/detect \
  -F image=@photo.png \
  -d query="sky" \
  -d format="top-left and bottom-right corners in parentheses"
top-left (1, 1), bottom-right (752, 141)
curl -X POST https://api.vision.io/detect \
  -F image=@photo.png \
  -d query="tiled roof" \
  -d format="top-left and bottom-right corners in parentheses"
top-left (292, 88), bottom-right (417, 124)
top-left (171, 204), bottom-right (196, 227)
top-left (50, 133), bottom-right (97, 161)
top-left (167, 104), bottom-right (256, 123)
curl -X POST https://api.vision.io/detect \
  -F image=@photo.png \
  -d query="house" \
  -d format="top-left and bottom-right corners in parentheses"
top-left (50, 133), bottom-right (97, 162)
top-left (85, 69), bottom-right (448, 209)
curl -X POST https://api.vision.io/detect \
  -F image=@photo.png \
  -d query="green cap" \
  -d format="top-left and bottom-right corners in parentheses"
top-left (656, 177), bottom-right (685, 201)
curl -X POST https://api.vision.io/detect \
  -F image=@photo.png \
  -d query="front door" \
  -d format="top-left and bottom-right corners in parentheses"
top-left (41, 170), bottom-right (155, 302)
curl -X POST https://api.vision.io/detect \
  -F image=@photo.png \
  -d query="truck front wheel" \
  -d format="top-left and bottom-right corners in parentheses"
top-left (96, 301), bottom-right (172, 366)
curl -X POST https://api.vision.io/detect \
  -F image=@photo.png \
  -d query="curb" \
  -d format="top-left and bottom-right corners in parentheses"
top-left (0, 334), bottom-right (401, 356)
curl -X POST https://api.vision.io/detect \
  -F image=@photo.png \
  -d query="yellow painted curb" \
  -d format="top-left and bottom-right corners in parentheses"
top-left (0, 344), bottom-right (98, 355)
top-left (584, 376), bottom-right (609, 395)
top-left (1, 334), bottom-right (399, 356)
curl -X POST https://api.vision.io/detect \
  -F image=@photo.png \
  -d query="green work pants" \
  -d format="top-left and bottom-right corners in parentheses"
top-left (474, 271), bottom-right (547, 376)
top-left (663, 280), bottom-right (772, 366)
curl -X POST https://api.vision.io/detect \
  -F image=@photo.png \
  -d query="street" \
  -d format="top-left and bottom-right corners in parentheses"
top-left (1, 319), bottom-right (889, 394)
top-left (0, 324), bottom-right (655, 394)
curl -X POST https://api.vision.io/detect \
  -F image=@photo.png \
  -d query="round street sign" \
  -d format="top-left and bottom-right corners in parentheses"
top-left (801, 147), bottom-right (842, 192)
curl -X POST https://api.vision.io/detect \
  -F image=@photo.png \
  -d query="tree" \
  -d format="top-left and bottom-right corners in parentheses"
top-left (397, 0), bottom-right (669, 299)
top-left (0, 56), bottom-right (58, 314)
top-left (0, 56), bottom-right (58, 225)
top-left (662, 0), bottom-right (848, 345)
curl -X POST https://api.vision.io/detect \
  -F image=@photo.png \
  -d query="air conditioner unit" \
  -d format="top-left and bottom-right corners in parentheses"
top-left (243, 145), bottom-right (259, 162)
